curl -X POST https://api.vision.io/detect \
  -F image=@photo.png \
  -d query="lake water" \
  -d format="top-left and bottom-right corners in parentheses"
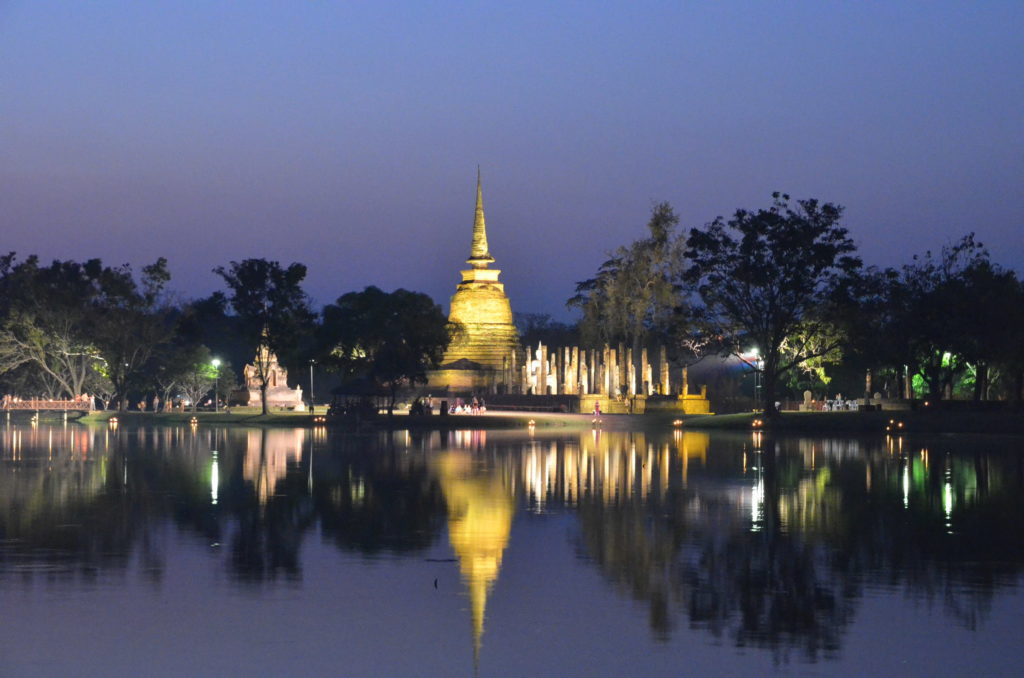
top-left (1, 422), bottom-right (1022, 677)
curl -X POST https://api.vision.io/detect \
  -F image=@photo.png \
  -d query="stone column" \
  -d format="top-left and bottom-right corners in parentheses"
top-left (626, 347), bottom-right (636, 396)
top-left (561, 348), bottom-right (569, 395)
top-left (682, 366), bottom-right (689, 397)
top-left (617, 343), bottom-right (626, 397)
top-left (521, 349), bottom-right (529, 395)
top-left (640, 347), bottom-right (650, 395)
top-left (589, 349), bottom-right (597, 394)
top-left (569, 348), bottom-right (577, 395)
top-left (537, 343), bottom-right (547, 395)
top-left (659, 346), bottom-right (669, 395)
top-left (556, 347), bottom-right (563, 395)
top-left (644, 360), bottom-right (653, 397)
top-left (580, 349), bottom-right (589, 394)
top-left (598, 348), bottom-right (606, 395)
top-left (611, 346), bottom-right (620, 397)
top-left (569, 347), bottom-right (579, 395)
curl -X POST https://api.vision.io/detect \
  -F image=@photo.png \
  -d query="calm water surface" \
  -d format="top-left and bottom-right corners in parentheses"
top-left (1, 422), bottom-right (1023, 677)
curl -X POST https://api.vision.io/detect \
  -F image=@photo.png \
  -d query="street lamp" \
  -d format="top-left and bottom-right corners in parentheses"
top-left (212, 358), bottom-right (221, 413)
top-left (309, 359), bottom-right (315, 414)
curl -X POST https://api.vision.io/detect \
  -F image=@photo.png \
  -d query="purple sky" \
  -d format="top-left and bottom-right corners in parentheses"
top-left (2, 2), bottom-right (1022, 318)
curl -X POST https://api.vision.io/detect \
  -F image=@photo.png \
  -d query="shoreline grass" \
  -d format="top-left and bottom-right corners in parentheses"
top-left (15, 406), bottom-right (1024, 436)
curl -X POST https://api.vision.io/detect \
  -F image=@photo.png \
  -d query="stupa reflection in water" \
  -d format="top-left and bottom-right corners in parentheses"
top-left (432, 447), bottom-right (514, 671)
top-left (425, 428), bottom-right (712, 670)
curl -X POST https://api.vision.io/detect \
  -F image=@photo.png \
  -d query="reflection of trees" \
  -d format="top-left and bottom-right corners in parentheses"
top-left (218, 427), bottom-right (311, 583)
top-left (576, 500), bottom-right (685, 639)
top-left (680, 444), bottom-right (857, 662)
top-left (311, 433), bottom-right (446, 556)
top-left (0, 425), bottom-right (448, 585)
top-left (6, 422), bottom-right (1024, 661)
top-left (571, 432), bottom-right (1024, 659)
top-left (0, 424), bottom-right (210, 582)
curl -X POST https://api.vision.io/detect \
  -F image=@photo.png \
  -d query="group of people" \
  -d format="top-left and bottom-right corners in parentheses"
top-left (449, 397), bottom-right (486, 415)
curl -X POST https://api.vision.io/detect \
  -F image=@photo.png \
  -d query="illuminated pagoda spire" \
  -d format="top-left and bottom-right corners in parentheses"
top-left (427, 169), bottom-right (519, 391)
top-left (467, 166), bottom-right (495, 268)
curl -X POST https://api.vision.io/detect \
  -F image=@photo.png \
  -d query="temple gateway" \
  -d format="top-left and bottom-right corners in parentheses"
top-left (428, 172), bottom-right (711, 415)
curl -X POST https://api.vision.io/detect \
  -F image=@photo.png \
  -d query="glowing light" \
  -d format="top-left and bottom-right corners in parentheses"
top-left (211, 452), bottom-right (219, 505)
top-left (902, 463), bottom-right (910, 509)
top-left (943, 480), bottom-right (953, 528)
top-left (672, 419), bottom-right (683, 427)
top-left (943, 463), bottom-right (954, 533)
top-left (751, 476), bottom-right (765, 530)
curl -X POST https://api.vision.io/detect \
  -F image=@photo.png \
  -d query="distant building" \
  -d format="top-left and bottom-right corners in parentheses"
top-left (230, 342), bottom-right (305, 410)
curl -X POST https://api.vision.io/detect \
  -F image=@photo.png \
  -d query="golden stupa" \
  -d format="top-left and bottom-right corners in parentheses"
top-left (429, 170), bottom-right (519, 392)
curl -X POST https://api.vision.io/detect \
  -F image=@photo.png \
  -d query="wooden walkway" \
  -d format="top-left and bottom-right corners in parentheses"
top-left (1, 399), bottom-right (93, 412)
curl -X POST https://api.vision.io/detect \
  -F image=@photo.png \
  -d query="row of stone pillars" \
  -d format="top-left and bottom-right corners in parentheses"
top-left (501, 342), bottom-right (693, 397)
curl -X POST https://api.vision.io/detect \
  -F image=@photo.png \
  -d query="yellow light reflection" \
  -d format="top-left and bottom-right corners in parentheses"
top-left (211, 452), bottom-right (219, 505)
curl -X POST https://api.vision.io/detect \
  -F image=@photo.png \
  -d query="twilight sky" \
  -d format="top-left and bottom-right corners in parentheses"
top-left (2, 1), bottom-right (1022, 318)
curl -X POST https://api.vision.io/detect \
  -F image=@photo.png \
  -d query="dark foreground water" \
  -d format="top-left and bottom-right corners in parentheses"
top-left (1, 422), bottom-right (1023, 677)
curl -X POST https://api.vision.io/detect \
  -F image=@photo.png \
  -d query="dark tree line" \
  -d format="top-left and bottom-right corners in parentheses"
top-left (571, 194), bottom-right (1024, 414)
top-left (0, 255), bottom-right (453, 414)
top-left (3, 193), bottom-right (1020, 416)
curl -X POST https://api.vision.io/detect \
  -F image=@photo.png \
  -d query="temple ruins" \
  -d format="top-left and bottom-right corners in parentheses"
top-left (229, 342), bottom-right (305, 410)
top-left (429, 171), bottom-right (710, 415)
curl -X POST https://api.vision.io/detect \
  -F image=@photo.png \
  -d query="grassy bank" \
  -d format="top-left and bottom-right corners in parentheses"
top-left (78, 409), bottom-right (312, 426)
top-left (675, 409), bottom-right (1024, 435)
top-left (42, 407), bottom-right (1024, 436)
top-left (73, 408), bottom-right (587, 431)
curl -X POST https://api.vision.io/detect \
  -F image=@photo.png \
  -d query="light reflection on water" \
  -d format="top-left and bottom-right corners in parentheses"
top-left (1, 422), bottom-right (1023, 677)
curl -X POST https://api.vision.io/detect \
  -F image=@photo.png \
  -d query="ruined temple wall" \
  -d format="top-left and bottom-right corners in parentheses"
top-left (506, 342), bottom-right (705, 400)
